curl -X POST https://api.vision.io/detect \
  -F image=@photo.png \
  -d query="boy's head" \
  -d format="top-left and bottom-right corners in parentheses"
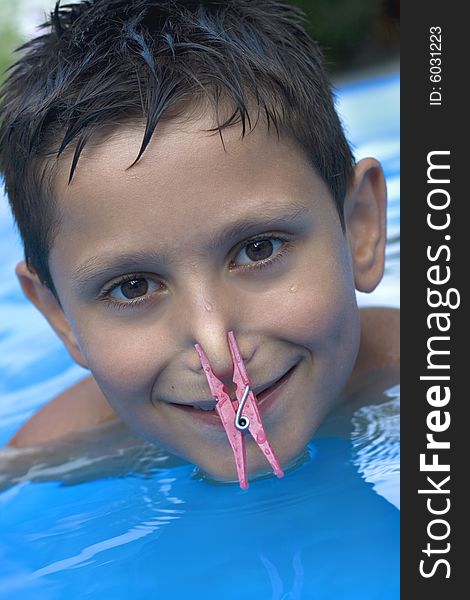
top-left (0, 0), bottom-right (387, 481)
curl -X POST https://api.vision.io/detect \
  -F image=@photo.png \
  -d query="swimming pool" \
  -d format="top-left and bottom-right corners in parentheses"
top-left (0, 72), bottom-right (400, 599)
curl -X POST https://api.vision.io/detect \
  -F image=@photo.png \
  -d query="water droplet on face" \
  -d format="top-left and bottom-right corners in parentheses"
top-left (289, 284), bottom-right (298, 293)
top-left (204, 300), bottom-right (213, 312)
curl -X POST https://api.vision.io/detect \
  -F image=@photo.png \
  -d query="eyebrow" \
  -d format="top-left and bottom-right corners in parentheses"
top-left (206, 202), bottom-right (309, 251)
top-left (70, 201), bottom-right (310, 291)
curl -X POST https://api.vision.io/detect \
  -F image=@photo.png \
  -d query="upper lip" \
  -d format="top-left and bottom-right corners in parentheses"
top-left (170, 367), bottom-right (293, 410)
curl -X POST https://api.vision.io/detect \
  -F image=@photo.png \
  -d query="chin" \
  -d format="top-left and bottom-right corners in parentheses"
top-left (190, 428), bottom-right (311, 485)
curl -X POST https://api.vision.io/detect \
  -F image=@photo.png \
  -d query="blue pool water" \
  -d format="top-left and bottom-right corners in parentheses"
top-left (0, 72), bottom-right (400, 599)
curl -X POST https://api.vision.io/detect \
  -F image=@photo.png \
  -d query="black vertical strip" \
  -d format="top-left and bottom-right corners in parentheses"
top-left (401, 2), bottom-right (464, 597)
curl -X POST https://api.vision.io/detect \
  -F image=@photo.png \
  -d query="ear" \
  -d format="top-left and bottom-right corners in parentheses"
top-left (15, 261), bottom-right (90, 370)
top-left (344, 157), bottom-right (387, 293)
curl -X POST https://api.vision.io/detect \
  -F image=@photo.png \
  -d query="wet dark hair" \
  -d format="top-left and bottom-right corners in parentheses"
top-left (0, 0), bottom-right (354, 300)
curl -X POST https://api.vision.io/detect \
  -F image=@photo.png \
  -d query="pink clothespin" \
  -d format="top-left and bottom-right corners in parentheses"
top-left (194, 331), bottom-right (284, 489)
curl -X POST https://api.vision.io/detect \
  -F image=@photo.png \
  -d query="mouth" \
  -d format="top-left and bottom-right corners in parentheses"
top-left (168, 363), bottom-right (298, 425)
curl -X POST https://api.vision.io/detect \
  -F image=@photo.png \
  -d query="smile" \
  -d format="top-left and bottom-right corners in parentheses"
top-left (169, 363), bottom-right (298, 424)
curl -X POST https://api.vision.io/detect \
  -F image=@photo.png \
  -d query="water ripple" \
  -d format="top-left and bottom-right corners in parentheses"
top-left (351, 385), bottom-right (400, 509)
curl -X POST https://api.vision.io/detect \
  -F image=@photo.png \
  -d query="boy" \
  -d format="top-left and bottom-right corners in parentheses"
top-left (0, 0), bottom-right (398, 484)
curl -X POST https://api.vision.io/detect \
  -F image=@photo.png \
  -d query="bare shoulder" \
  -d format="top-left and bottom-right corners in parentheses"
top-left (337, 306), bottom-right (399, 405)
top-left (7, 376), bottom-right (119, 448)
top-left (353, 306), bottom-right (400, 379)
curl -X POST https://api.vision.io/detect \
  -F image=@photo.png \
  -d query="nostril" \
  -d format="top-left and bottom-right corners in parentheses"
top-left (194, 353), bottom-right (234, 381)
top-left (224, 380), bottom-right (237, 400)
top-left (211, 367), bottom-right (234, 380)
top-left (209, 375), bottom-right (236, 399)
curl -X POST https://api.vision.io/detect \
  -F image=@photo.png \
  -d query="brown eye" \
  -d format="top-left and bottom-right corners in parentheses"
top-left (108, 276), bottom-right (161, 301)
top-left (120, 278), bottom-right (149, 299)
top-left (233, 237), bottom-right (283, 267)
top-left (245, 239), bottom-right (274, 261)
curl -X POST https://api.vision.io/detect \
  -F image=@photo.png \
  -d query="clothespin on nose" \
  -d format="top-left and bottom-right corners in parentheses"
top-left (194, 331), bottom-right (284, 489)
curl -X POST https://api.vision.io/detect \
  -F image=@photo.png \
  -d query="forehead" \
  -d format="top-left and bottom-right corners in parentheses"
top-left (49, 114), bottom-right (336, 276)
top-left (52, 112), bottom-right (323, 203)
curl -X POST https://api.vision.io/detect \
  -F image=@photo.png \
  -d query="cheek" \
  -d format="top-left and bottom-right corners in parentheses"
top-left (257, 244), bottom-right (359, 355)
top-left (71, 317), bottom-right (160, 398)
top-left (286, 290), bottom-right (354, 350)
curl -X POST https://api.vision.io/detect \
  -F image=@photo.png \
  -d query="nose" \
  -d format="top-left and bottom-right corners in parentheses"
top-left (191, 317), bottom-right (235, 381)
top-left (173, 276), bottom-right (258, 390)
top-left (180, 291), bottom-right (245, 383)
